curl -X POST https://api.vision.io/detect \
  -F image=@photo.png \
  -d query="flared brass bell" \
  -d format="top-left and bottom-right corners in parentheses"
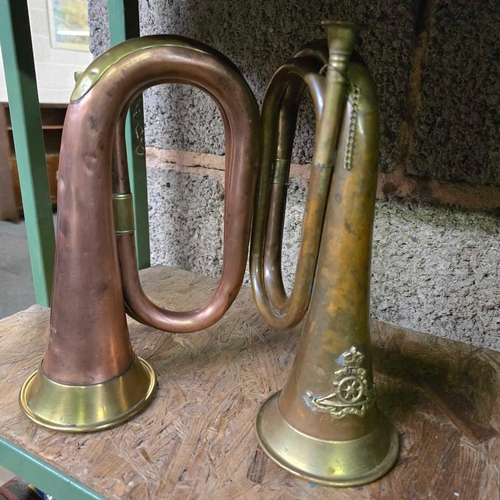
top-left (250, 21), bottom-right (399, 486)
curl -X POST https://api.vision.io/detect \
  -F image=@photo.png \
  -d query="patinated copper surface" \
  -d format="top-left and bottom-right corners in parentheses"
top-left (43, 36), bottom-right (260, 385)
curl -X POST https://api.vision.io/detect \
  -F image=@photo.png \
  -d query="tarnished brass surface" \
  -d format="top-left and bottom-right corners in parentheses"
top-left (256, 392), bottom-right (399, 487)
top-left (250, 46), bottom-right (328, 330)
top-left (71, 36), bottom-right (234, 102)
top-left (305, 346), bottom-right (376, 419)
top-left (20, 35), bottom-right (259, 432)
top-left (20, 357), bottom-right (155, 432)
top-left (251, 21), bottom-right (399, 485)
top-left (113, 193), bottom-right (135, 235)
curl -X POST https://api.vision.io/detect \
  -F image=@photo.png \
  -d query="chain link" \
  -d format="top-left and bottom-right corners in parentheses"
top-left (344, 84), bottom-right (360, 171)
top-left (133, 99), bottom-right (145, 156)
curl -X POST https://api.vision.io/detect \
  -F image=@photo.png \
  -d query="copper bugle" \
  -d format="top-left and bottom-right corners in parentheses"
top-left (250, 22), bottom-right (399, 486)
top-left (19, 35), bottom-right (260, 432)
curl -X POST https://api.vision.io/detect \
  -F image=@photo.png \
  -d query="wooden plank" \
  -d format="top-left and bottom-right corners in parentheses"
top-left (0, 266), bottom-right (499, 499)
top-left (0, 0), bottom-right (55, 306)
top-left (107, 0), bottom-right (150, 269)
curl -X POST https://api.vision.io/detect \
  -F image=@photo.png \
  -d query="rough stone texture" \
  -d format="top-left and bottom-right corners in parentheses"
top-left (89, 0), bottom-right (420, 173)
top-left (148, 161), bottom-right (500, 350)
top-left (87, 1), bottom-right (500, 348)
top-left (148, 167), bottom-right (225, 278)
top-left (407, 0), bottom-right (500, 185)
top-left (88, 0), bottom-right (109, 57)
top-left (372, 200), bottom-right (500, 349)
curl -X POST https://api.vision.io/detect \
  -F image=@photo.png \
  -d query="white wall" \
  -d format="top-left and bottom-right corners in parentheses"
top-left (0, 0), bottom-right (92, 103)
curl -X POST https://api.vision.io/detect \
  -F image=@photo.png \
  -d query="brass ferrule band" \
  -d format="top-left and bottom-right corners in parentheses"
top-left (272, 158), bottom-right (291, 185)
top-left (113, 193), bottom-right (135, 235)
top-left (326, 55), bottom-right (351, 84)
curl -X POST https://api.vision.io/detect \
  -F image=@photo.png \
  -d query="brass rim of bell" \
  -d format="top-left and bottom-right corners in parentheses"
top-left (19, 357), bottom-right (156, 433)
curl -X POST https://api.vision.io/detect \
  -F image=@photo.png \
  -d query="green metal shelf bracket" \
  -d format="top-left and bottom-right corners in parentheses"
top-left (0, 437), bottom-right (106, 500)
top-left (108, 0), bottom-right (151, 270)
top-left (0, 0), bottom-right (56, 306)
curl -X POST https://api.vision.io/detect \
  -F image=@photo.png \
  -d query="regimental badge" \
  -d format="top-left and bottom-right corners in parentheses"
top-left (306, 346), bottom-right (376, 419)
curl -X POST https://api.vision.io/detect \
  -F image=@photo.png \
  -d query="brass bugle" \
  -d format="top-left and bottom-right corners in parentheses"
top-left (19, 36), bottom-right (260, 432)
top-left (251, 22), bottom-right (399, 486)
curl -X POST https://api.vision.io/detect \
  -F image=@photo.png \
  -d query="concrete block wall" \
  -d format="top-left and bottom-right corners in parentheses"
top-left (90, 0), bottom-right (420, 175)
top-left (90, 0), bottom-right (500, 190)
top-left (407, 0), bottom-right (500, 185)
top-left (146, 149), bottom-right (500, 350)
top-left (89, 0), bottom-right (500, 348)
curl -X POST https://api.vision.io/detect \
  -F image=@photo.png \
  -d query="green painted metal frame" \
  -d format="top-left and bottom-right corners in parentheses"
top-left (0, 0), bottom-right (55, 306)
top-left (108, 0), bottom-right (151, 269)
top-left (0, 1), bottom-right (149, 495)
top-left (0, 437), bottom-right (106, 500)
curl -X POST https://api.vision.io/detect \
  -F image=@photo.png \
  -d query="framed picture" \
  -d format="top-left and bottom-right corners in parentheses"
top-left (47, 0), bottom-right (90, 52)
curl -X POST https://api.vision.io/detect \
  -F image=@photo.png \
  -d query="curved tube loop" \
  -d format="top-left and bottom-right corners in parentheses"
top-left (251, 45), bottom-right (343, 330)
top-left (71, 35), bottom-right (260, 334)
top-left (250, 37), bottom-right (368, 330)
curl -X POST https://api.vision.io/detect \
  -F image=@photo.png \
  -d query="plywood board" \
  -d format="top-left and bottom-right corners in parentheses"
top-left (0, 266), bottom-right (499, 499)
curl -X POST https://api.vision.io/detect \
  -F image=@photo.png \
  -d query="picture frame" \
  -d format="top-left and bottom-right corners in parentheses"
top-left (47, 0), bottom-right (90, 52)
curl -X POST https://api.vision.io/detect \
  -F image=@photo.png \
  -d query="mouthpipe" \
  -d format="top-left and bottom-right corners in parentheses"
top-left (313, 21), bottom-right (360, 171)
top-left (321, 21), bottom-right (362, 57)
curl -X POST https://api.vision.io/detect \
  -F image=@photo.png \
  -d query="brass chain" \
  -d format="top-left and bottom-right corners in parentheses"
top-left (344, 84), bottom-right (359, 171)
top-left (133, 99), bottom-right (145, 156)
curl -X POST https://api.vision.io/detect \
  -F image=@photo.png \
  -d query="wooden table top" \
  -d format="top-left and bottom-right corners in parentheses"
top-left (0, 266), bottom-right (499, 499)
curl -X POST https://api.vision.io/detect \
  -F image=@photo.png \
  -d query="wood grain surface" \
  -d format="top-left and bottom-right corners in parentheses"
top-left (0, 266), bottom-right (499, 499)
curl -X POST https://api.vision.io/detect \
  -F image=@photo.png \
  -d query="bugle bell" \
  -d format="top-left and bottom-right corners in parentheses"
top-left (19, 36), bottom-right (260, 432)
top-left (250, 22), bottom-right (399, 486)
